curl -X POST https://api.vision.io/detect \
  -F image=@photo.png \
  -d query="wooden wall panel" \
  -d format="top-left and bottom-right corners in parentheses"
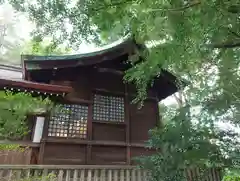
top-left (130, 100), bottom-right (158, 143)
top-left (30, 147), bottom-right (39, 164)
top-left (91, 146), bottom-right (126, 165)
top-left (65, 76), bottom-right (91, 100)
top-left (0, 148), bottom-right (32, 165)
top-left (43, 143), bottom-right (86, 165)
top-left (39, 68), bottom-right (161, 165)
top-left (93, 72), bottom-right (125, 93)
top-left (92, 123), bottom-right (126, 142)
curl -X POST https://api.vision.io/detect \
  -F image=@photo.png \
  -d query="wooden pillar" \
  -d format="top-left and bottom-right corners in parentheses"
top-left (38, 142), bottom-right (45, 164)
top-left (155, 98), bottom-right (162, 128)
top-left (124, 84), bottom-right (131, 164)
top-left (86, 93), bottom-right (93, 164)
top-left (38, 113), bottom-right (49, 164)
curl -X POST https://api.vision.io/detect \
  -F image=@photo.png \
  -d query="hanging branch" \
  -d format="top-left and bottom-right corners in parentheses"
top-left (145, 1), bottom-right (201, 13)
top-left (211, 40), bottom-right (240, 48)
top-left (227, 28), bottom-right (240, 38)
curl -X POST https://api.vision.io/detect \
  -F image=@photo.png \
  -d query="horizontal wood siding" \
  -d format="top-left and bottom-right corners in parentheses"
top-left (91, 146), bottom-right (126, 165)
top-left (43, 143), bottom-right (86, 165)
top-left (92, 123), bottom-right (126, 142)
top-left (130, 100), bottom-right (158, 143)
top-left (92, 72), bottom-right (125, 93)
top-left (0, 148), bottom-right (32, 165)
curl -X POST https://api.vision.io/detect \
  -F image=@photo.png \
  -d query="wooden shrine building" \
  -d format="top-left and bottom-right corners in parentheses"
top-left (0, 38), bottom-right (180, 165)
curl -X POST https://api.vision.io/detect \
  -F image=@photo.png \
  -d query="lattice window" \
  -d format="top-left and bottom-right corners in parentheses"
top-left (48, 104), bottom-right (88, 138)
top-left (93, 94), bottom-right (125, 122)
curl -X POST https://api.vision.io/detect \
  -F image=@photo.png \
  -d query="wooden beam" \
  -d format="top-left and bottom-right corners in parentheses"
top-left (44, 158), bottom-right (84, 163)
top-left (42, 138), bottom-right (147, 148)
top-left (38, 141), bottom-right (45, 164)
top-left (155, 98), bottom-right (162, 128)
top-left (0, 140), bottom-right (40, 148)
top-left (42, 113), bottom-right (50, 139)
top-left (0, 78), bottom-right (72, 94)
top-left (37, 113), bottom-right (49, 164)
top-left (86, 92), bottom-right (94, 164)
top-left (97, 67), bottom-right (124, 75)
top-left (64, 97), bottom-right (93, 105)
top-left (92, 120), bottom-right (126, 125)
top-left (124, 84), bottom-right (131, 164)
top-left (94, 88), bottom-right (158, 101)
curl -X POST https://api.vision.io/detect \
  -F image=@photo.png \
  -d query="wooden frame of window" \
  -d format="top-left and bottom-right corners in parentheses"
top-left (48, 104), bottom-right (88, 139)
top-left (93, 93), bottom-right (125, 123)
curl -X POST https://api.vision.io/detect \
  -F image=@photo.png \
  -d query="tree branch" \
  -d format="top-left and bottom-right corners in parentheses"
top-left (92, 0), bottom-right (135, 12)
top-left (227, 5), bottom-right (240, 14)
top-left (144, 1), bottom-right (201, 13)
top-left (227, 28), bottom-right (240, 38)
top-left (92, 1), bottom-right (200, 13)
top-left (211, 40), bottom-right (240, 48)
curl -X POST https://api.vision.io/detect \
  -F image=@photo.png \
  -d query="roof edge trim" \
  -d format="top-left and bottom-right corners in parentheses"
top-left (22, 34), bottom-right (133, 62)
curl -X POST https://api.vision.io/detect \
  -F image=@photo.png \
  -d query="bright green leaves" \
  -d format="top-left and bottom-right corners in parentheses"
top-left (23, 39), bottom-right (71, 55)
top-left (138, 105), bottom-right (240, 181)
top-left (0, 91), bottom-right (54, 140)
top-left (0, 144), bottom-right (24, 151)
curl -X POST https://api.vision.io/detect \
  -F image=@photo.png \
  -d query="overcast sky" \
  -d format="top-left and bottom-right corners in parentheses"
top-left (0, 3), bottom-right (99, 53)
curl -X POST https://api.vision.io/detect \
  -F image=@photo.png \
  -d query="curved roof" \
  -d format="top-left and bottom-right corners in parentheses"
top-left (22, 36), bottom-right (135, 70)
top-left (0, 64), bottom-right (22, 80)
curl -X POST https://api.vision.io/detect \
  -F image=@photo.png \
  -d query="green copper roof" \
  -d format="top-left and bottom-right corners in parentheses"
top-left (22, 36), bottom-right (135, 70)
top-left (22, 35), bottom-right (133, 62)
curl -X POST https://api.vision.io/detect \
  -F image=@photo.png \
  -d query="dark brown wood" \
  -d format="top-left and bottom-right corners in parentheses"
top-left (38, 114), bottom-right (49, 164)
top-left (38, 141), bottom-right (45, 164)
top-left (30, 147), bottom-right (39, 164)
top-left (42, 114), bottom-right (50, 139)
top-left (86, 145), bottom-right (92, 165)
top-left (26, 71), bottom-right (31, 81)
top-left (124, 84), bottom-right (131, 164)
top-left (0, 140), bottom-right (40, 147)
top-left (44, 138), bottom-right (128, 147)
top-left (86, 93), bottom-right (94, 164)
top-left (0, 78), bottom-right (72, 94)
top-left (95, 88), bottom-right (158, 101)
top-left (130, 143), bottom-right (147, 148)
top-left (91, 146), bottom-right (126, 165)
top-left (130, 99), bottom-right (158, 144)
top-left (92, 123), bottom-right (126, 142)
top-left (64, 97), bottom-right (93, 105)
top-left (97, 67), bottom-right (124, 75)
top-left (92, 120), bottom-right (126, 125)
top-left (43, 143), bottom-right (87, 165)
top-left (0, 148), bottom-right (32, 164)
top-left (45, 158), bottom-right (84, 163)
top-left (155, 98), bottom-right (162, 128)
top-left (126, 147), bottom-right (131, 164)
